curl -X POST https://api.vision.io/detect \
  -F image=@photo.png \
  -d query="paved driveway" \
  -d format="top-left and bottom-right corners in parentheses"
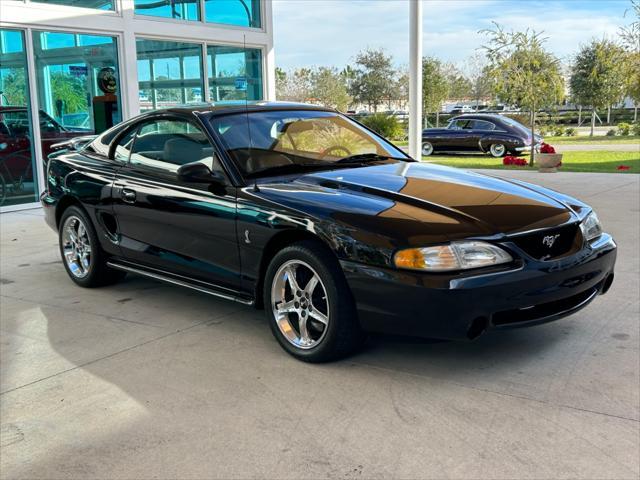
top-left (555, 143), bottom-right (640, 152)
top-left (1, 171), bottom-right (638, 479)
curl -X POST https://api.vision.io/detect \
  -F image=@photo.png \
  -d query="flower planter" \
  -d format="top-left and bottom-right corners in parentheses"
top-left (537, 153), bottom-right (563, 173)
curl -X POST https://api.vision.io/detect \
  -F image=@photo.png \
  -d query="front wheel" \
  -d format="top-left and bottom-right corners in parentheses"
top-left (59, 206), bottom-right (126, 287)
top-left (264, 241), bottom-right (365, 362)
top-left (422, 141), bottom-right (434, 156)
top-left (488, 143), bottom-right (506, 157)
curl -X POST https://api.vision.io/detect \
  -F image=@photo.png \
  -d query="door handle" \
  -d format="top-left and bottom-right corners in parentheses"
top-left (121, 188), bottom-right (136, 203)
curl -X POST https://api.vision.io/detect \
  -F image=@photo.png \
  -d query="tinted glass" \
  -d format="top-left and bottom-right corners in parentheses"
top-left (136, 38), bottom-right (204, 112)
top-left (32, 29), bottom-right (122, 158)
top-left (134, 0), bottom-right (199, 21)
top-left (0, 29), bottom-right (38, 207)
top-left (208, 45), bottom-right (263, 101)
top-left (209, 110), bottom-right (404, 176)
top-left (205, 0), bottom-right (261, 28)
top-left (114, 128), bottom-right (137, 163)
top-left (32, 0), bottom-right (114, 9)
top-left (130, 119), bottom-right (214, 173)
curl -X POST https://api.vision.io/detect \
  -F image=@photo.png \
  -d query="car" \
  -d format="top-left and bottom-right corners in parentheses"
top-left (41, 102), bottom-right (617, 362)
top-left (421, 113), bottom-right (543, 157)
top-left (1, 107), bottom-right (82, 204)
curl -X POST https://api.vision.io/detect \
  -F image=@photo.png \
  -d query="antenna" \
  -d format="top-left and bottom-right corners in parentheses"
top-left (241, 33), bottom-right (259, 192)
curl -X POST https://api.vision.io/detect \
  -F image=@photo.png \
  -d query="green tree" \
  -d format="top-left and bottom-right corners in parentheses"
top-left (444, 64), bottom-right (472, 100)
top-left (466, 53), bottom-right (493, 107)
top-left (0, 68), bottom-right (27, 106)
top-left (619, 0), bottom-right (640, 121)
top-left (349, 48), bottom-right (395, 112)
top-left (51, 72), bottom-right (88, 115)
top-left (482, 23), bottom-right (564, 164)
top-left (422, 56), bottom-right (449, 127)
top-left (310, 67), bottom-right (351, 111)
top-left (570, 39), bottom-right (628, 136)
top-left (275, 67), bottom-right (312, 102)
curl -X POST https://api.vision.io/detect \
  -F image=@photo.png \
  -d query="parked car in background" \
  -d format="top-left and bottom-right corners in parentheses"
top-left (42, 102), bottom-right (615, 362)
top-left (421, 113), bottom-right (543, 157)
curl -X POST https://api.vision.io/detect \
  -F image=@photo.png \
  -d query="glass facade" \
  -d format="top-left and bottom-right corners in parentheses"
top-left (134, 0), bottom-right (200, 21)
top-left (136, 38), bottom-right (204, 111)
top-left (0, 29), bottom-right (38, 207)
top-left (205, 0), bottom-right (261, 28)
top-left (208, 45), bottom-right (262, 101)
top-left (134, 0), bottom-right (261, 28)
top-left (32, 31), bottom-right (122, 158)
top-left (32, 0), bottom-right (114, 9)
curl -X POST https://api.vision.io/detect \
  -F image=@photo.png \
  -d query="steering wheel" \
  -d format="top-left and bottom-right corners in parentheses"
top-left (319, 145), bottom-right (352, 159)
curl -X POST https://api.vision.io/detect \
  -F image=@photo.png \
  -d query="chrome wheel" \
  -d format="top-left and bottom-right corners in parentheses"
top-left (61, 215), bottom-right (92, 278)
top-left (271, 260), bottom-right (329, 349)
top-left (422, 142), bottom-right (434, 156)
top-left (489, 143), bottom-right (506, 157)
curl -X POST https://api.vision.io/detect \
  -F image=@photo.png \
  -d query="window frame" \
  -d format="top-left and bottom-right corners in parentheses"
top-left (114, 113), bottom-right (230, 182)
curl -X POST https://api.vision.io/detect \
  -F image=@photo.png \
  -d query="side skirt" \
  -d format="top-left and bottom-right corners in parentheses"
top-left (106, 260), bottom-right (255, 306)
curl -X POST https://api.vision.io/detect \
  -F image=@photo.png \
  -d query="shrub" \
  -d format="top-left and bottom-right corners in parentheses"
top-left (632, 122), bottom-right (640, 136)
top-left (359, 113), bottom-right (404, 140)
top-left (553, 125), bottom-right (565, 137)
top-left (617, 122), bottom-right (631, 136)
top-left (538, 126), bottom-right (549, 136)
top-left (564, 127), bottom-right (577, 136)
top-left (606, 129), bottom-right (617, 136)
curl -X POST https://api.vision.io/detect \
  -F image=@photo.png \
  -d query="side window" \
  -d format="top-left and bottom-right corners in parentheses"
top-left (114, 128), bottom-right (137, 163)
top-left (129, 119), bottom-right (217, 174)
top-left (472, 120), bottom-right (495, 131)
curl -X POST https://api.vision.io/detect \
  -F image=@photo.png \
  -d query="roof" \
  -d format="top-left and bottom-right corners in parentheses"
top-left (451, 113), bottom-right (509, 121)
top-left (145, 101), bottom-right (335, 116)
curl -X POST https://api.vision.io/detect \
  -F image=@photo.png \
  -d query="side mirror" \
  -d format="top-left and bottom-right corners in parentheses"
top-left (177, 161), bottom-right (225, 185)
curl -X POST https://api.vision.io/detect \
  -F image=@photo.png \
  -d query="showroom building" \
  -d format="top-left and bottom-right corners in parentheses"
top-left (0, 0), bottom-right (275, 211)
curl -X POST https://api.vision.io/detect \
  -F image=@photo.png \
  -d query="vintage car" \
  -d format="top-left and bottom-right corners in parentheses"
top-left (422, 113), bottom-right (542, 157)
top-left (41, 102), bottom-right (616, 362)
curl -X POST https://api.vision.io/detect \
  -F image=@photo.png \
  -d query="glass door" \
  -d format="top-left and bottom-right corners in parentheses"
top-left (0, 29), bottom-right (38, 207)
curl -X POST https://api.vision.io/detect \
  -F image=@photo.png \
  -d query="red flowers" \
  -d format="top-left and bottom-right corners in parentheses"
top-left (617, 165), bottom-right (631, 171)
top-left (540, 143), bottom-right (556, 154)
top-left (503, 155), bottom-right (528, 166)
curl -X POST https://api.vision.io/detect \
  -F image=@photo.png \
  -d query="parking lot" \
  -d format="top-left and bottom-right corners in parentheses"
top-left (1, 170), bottom-right (638, 479)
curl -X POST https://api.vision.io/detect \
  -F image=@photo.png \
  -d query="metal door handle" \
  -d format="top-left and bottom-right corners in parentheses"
top-left (121, 188), bottom-right (136, 203)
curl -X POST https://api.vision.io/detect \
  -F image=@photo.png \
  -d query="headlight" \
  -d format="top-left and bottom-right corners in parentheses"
top-left (580, 211), bottom-right (603, 242)
top-left (394, 241), bottom-right (513, 272)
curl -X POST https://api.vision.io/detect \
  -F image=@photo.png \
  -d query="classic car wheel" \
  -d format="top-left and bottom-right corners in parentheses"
top-left (264, 240), bottom-right (365, 362)
top-left (422, 142), bottom-right (434, 156)
top-left (489, 143), bottom-right (506, 157)
top-left (58, 206), bottom-right (125, 288)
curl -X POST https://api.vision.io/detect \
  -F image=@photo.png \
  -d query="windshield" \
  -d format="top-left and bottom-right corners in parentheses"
top-left (209, 110), bottom-right (407, 177)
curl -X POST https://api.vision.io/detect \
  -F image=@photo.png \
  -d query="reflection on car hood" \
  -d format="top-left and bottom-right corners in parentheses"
top-left (256, 162), bottom-right (583, 244)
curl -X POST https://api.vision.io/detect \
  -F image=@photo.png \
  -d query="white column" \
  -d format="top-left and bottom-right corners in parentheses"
top-left (263, 0), bottom-right (276, 101)
top-left (408, 0), bottom-right (423, 160)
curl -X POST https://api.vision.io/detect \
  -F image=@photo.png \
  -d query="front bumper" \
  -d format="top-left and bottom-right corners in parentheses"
top-left (341, 233), bottom-right (616, 340)
top-left (40, 191), bottom-right (58, 232)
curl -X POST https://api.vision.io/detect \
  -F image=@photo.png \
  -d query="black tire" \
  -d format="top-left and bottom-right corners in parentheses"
top-left (263, 240), bottom-right (365, 362)
top-left (58, 205), bottom-right (126, 288)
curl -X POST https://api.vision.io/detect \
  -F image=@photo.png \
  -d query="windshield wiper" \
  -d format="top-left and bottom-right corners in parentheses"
top-left (334, 153), bottom-right (409, 164)
top-left (245, 162), bottom-right (337, 178)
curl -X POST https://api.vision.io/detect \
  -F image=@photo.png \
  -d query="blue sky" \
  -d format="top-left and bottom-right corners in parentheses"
top-left (272, 0), bottom-right (632, 71)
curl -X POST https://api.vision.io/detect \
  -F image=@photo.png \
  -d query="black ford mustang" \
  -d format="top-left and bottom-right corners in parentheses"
top-left (41, 102), bottom-right (616, 362)
top-left (422, 113), bottom-right (543, 157)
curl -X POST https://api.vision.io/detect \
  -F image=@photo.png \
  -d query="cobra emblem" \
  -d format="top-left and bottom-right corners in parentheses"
top-left (542, 234), bottom-right (560, 248)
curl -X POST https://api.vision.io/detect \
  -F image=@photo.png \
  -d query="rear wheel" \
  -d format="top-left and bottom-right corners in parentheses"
top-left (59, 206), bottom-right (125, 287)
top-left (422, 141), bottom-right (434, 156)
top-left (489, 143), bottom-right (506, 157)
top-left (264, 241), bottom-right (365, 362)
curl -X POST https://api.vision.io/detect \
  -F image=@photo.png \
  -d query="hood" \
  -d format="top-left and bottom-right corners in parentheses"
top-left (256, 162), bottom-right (579, 246)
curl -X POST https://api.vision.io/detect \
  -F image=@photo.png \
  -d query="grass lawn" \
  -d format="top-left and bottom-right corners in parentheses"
top-left (426, 150), bottom-right (640, 174)
top-left (543, 135), bottom-right (640, 144)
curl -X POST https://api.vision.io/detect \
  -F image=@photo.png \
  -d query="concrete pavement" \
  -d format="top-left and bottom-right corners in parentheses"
top-left (555, 143), bottom-right (640, 152)
top-left (1, 171), bottom-right (639, 479)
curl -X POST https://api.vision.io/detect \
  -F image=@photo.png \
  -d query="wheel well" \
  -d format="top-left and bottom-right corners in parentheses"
top-left (254, 229), bottom-right (335, 309)
top-left (55, 195), bottom-right (82, 229)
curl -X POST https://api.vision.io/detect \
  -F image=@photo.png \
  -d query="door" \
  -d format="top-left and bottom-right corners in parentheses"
top-left (112, 117), bottom-right (241, 291)
top-left (442, 118), bottom-right (475, 151)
